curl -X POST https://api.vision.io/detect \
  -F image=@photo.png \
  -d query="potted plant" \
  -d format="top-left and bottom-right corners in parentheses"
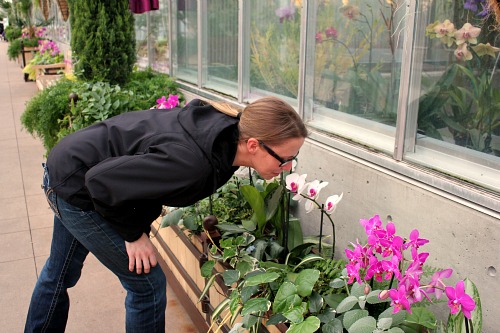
top-left (197, 173), bottom-right (482, 333)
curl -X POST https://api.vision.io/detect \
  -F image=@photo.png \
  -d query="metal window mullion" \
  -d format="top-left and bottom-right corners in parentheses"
top-left (238, 0), bottom-right (250, 103)
top-left (167, 0), bottom-right (174, 75)
top-left (298, 0), bottom-right (317, 120)
top-left (147, 11), bottom-right (153, 67)
top-left (197, 0), bottom-right (207, 89)
top-left (404, 2), bottom-right (428, 154)
top-left (393, 0), bottom-right (418, 161)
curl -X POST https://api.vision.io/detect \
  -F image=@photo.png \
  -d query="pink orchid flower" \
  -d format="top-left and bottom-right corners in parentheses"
top-left (454, 23), bottom-right (481, 45)
top-left (454, 43), bottom-right (473, 61)
top-left (445, 280), bottom-right (476, 319)
top-left (389, 285), bottom-right (412, 314)
top-left (404, 229), bottom-right (429, 250)
top-left (427, 268), bottom-right (453, 299)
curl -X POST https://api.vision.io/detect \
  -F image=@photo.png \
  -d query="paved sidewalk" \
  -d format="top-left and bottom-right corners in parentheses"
top-left (0, 41), bottom-right (198, 332)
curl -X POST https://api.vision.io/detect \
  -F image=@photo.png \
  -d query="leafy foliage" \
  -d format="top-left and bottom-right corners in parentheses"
top-left (21, 70), bottom-right (182, 153)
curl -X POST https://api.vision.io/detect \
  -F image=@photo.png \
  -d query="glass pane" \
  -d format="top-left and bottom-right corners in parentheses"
top-left (250, 0), bottom-right (301, 99)
top-left (50, 3), bottom-right (70, 44)
top-left (308, 0), bottom-right (405, 154)
top-left (175, 0), bottom-right (198, 83)
top-left (134, 12), bottom-right (149, 70)
top-left (150, 0), bottom-right (170, 74)
top-left (416, 1), bottom-right (500, 157)
top-left (407, 0), bottom-right (500, 192)
top-left (204, 0), bottom-right (238, 94)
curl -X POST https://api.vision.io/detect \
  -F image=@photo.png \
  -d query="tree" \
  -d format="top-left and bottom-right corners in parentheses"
top-left (68, 0), bottom-right (136, 85)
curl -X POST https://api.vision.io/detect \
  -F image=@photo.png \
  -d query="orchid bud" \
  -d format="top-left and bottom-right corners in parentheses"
top-left (379, 290), bottom-right (390, 300)
top-left (364, 284), bottom-right (371, 295)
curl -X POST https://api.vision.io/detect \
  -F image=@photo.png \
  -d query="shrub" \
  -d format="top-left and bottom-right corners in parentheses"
top-left (21, 70), bottom-right (182, 154)
top-left (69, 0), bottom-right (136, 85)
top-left (22, 78), bottom-right (79, 151)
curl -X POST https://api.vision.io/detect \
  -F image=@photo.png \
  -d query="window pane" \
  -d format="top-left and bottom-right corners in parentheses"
top-left (175, 0), bottom-right (198, 83)
top-left (134, 12), bottom-right (149, 70)
top-left (308, 0), bottom-right (404, 154)
top-left (204, 0), bottom-right (238, 95)
top-left (250, 0), bottom-right (301, 99)
top-left (149, 0), bottom-right (170, 74)
top-left (408, 1), bottom-right (500, 192)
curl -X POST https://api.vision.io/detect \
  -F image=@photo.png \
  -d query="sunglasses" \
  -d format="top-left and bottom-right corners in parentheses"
top-left (258, 140), bottom-right (298, 167)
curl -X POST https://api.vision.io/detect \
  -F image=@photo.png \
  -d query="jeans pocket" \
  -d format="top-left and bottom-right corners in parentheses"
top-left (42, 164), bottom-right (61, 219)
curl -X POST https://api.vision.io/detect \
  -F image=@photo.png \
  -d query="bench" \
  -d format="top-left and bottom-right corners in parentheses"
top-left (32, 62), bottom-right (68, 90)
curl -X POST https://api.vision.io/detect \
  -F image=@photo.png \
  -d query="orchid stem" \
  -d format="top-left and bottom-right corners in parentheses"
top-left (319, 204), bottom-right (324, 254)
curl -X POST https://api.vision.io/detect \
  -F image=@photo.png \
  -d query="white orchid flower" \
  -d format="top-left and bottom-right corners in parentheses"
top-left (285, 173), bottom-right (307, 201)
top-left (324, 193), bottom-right (343, 214)
top-left (303, 180), bottom-right (329, 213)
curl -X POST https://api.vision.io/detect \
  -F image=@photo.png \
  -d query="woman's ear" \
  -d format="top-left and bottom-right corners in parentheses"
top-left (246, 138), bottom-right (259, 155)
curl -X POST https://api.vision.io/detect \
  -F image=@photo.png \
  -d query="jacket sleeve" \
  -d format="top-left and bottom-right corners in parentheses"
top-left (85, 142), bottom-right (210, 242)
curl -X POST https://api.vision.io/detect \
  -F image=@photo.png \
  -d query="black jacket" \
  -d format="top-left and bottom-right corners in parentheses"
top-left (47, 99), bottom-right (239, 241)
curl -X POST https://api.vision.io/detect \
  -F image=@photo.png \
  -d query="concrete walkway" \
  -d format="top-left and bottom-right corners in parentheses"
top-left (0, 41), bottom-right (198, 332)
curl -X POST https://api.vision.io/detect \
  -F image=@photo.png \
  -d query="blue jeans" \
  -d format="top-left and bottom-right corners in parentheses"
top-left (25, 165), bottom-right (166, 333)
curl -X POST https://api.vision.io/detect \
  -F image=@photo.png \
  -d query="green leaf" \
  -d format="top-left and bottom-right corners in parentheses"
top-left (160, 209), bottom-right (183, 227)
top-left (222, 269), bottom-right (240, 286)
top-left (240, 185), bottom-right (266, 230)
top-left (222, 248), bottom-right (237, 260)
top-left (317, 307), bottom-right (336, 323)
top-left (378, 307), bottom-right (406, 326)
top-left (253, 239), bottom-right (268, 261)
top-left (284, 305), bottom-right (305, 324)
top-left (199, 274), bottom-right (217, 301)
top-left (330, 278), bottom-right (345, 289)
top-left (350, 283), bottom-right (366, 298)
top-left (293, 254), bottom-right (324, 271)
top-left (287, 217), bottom-right (305, 250)
top-left (240, 285), bottom-right (259, 303)
top-left (273, 281), bottom-right (301, 313)
top-left (377, 317), bottom-right (392, 330)
top-left (405, 307), bottom-right (437, 329)
top-left (322, 318), bottom-right (343, 333)
top-left (336, 295), bottom-right (358, 314)
top-left (241, 218), bottom-right (256, 231)
top-left (366, 290), bottom-right (390, 304)
top-left (266, 313), bottom-right (287, 326)
top-left (211, 297), bottom-right (230, 321)
top-left (343, 309), bottom-right (369, 330)
top-left (182, 215), bottom-right (198, 231)
top-left (387, 328), bottom-right (405, 333)
top-left (235, 261), bottom-right (253, 277)
top-left (347, 316), bottom-right (377, 333)
top-left (244, 272), bottom-right (280, 286)
top-left (200, 260), bottom-right (215, 278)
top-left (324, 293), bottom-right (348, 309)
top-left (287, 316), bottom-right (321, 333)
top-left (309, 291), bottom-right (323, 314)
top-left (295, 269), bottom-right (320, 297)
top-left (268, 240), bottom-right (285, 259)
top-left (240, 297), bottom-right (270, 316)
top-left (265, 184), bottom-right (283, 221)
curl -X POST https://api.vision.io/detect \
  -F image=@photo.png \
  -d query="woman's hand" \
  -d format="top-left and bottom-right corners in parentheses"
top-left (125, 233), bottom-right (158, 274)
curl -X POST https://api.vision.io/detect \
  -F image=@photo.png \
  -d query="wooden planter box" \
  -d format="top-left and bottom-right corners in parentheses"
top-left (151, 220), bottom-right (287, 333)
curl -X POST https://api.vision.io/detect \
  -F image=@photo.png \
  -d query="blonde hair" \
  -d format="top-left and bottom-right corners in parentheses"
top-left (209, 97), bottom-right (308, 144)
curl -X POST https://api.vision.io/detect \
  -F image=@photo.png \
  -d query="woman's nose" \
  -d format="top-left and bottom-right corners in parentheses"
top-left (281, 163), bottom-right (293, 172)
